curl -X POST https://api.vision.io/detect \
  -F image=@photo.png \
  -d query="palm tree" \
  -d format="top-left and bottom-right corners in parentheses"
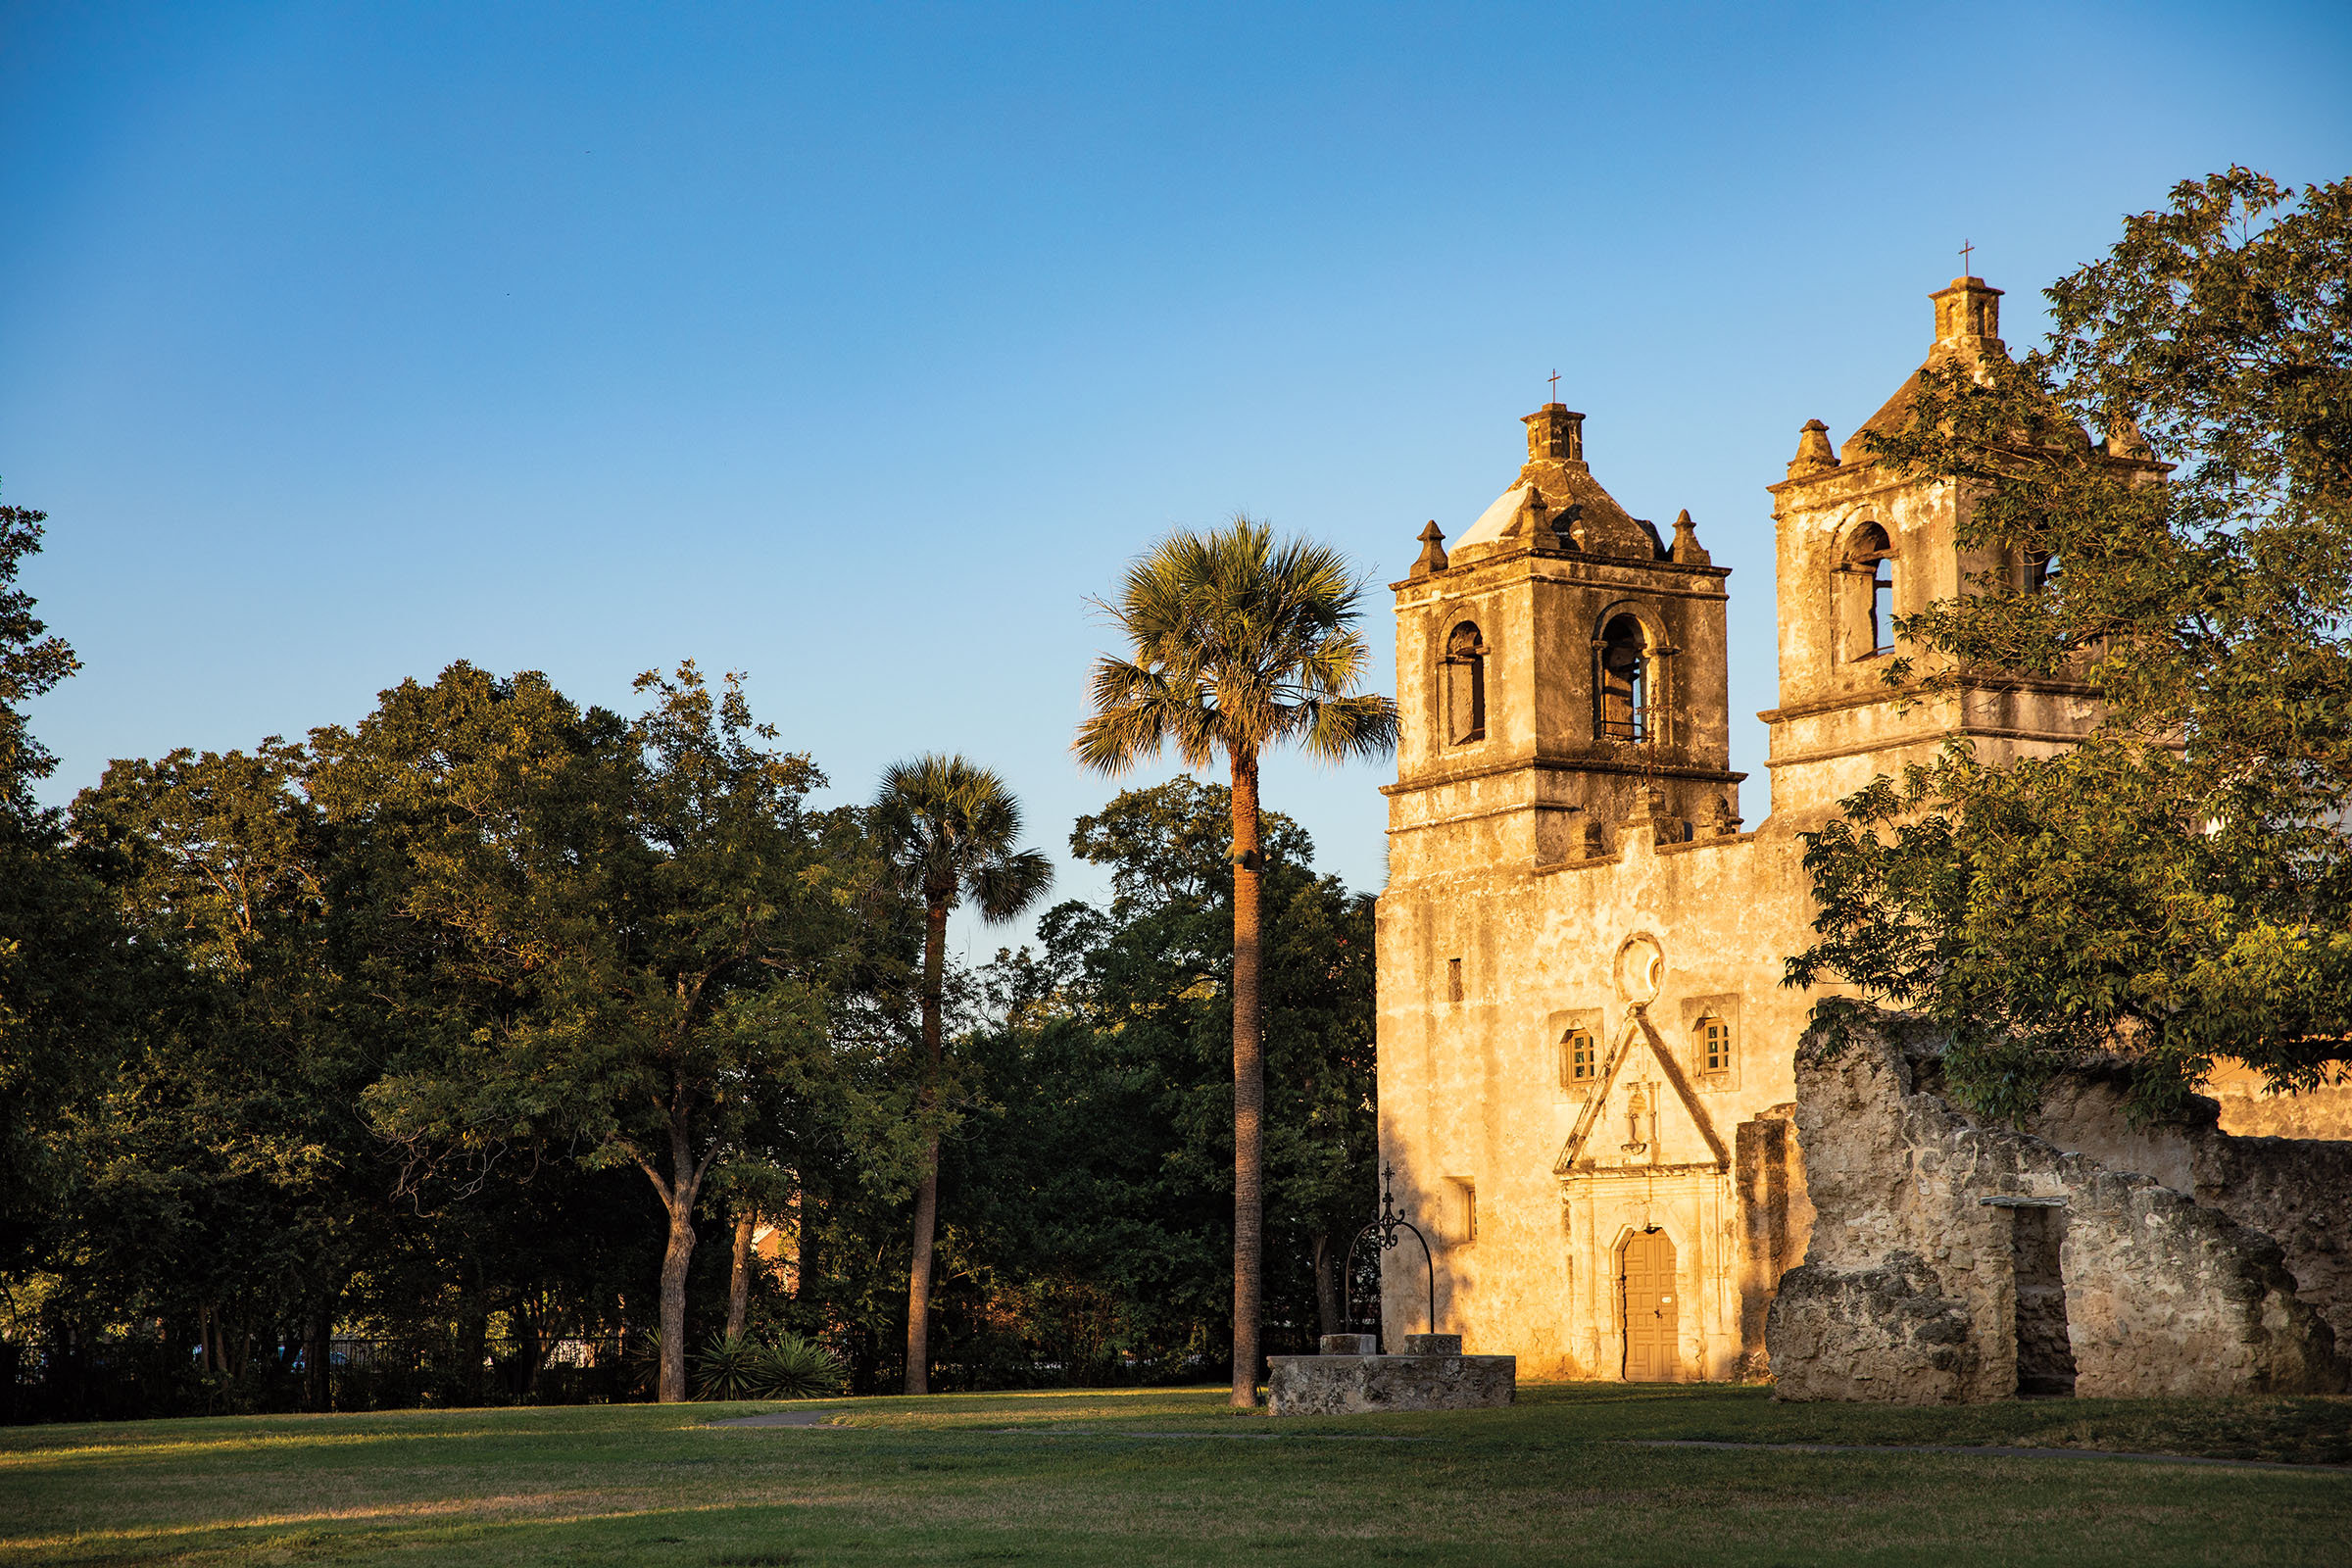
top-left (873, 755), bottom-right (1054, 1396)
top-left (1074, 516), bottom-right (1396, 1407)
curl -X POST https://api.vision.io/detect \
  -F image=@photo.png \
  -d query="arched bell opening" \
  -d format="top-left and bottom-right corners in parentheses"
top-left (1443, 621), bottom-right (1487, 744)
top-left (1840, 521), bottom-right (1896, 659)
top-left (1595, 613), bottom-right (1651, 743)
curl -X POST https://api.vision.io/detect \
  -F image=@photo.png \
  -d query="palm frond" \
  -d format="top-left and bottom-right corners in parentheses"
top-left (970, 847), bottom-right (1054, 923)
top-left (1074, 514), bottom-right (1396, 778)
top-left (872, 753), bottom-right (1047, 913)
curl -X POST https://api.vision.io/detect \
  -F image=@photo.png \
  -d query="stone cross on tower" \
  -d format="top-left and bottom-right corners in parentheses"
top-left (1959, 238), bottom-right (1974, 273)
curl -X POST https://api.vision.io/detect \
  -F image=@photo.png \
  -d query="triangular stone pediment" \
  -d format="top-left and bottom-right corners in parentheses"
top-left (1552, 1005), bottom-right (1729, 1176)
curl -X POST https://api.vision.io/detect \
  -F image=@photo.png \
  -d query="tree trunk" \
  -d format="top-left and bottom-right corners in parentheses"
top-left (797, 1186), bottom-right (820, 1300)
top-left (656, 1185), bottom-right (697, 1401)
top-left (727, 1207), bottom-right (756, 1341)
top-left (1313, 1231), bottom-right (1342, 1340)
top-left (905, 892), bottom-right (949, 1396)
top-left (652, 1105), bottom-right (708, 1403)
top-left (1229, 751), bottom-right (1265, 1407)
top-left (456, 1292), bottom-right (488, 1407)
top-left (305, 1301), bottom-right (333, 1412)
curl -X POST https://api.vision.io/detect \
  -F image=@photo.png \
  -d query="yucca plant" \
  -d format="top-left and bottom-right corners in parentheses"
top-left (749, 1333), bottom-right (849, 1399)
top-left (627, 1328), bottom-right (663, 1397)
top-left (695, 1331), bottom-right (765, 1400)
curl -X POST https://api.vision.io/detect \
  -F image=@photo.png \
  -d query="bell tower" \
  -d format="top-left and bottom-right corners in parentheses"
top-left (1761, 276), bottom-right (2108, 818)
top-left (1386, 402), bottom-right (1744, 880)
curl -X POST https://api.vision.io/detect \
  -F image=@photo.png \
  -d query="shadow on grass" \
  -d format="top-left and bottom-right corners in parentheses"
top-left (2, 1385), bottom-right (2346, 1567)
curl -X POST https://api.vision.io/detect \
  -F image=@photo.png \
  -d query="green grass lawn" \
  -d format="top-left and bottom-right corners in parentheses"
top-left (3, 1383), bottom-right (2346, 1567)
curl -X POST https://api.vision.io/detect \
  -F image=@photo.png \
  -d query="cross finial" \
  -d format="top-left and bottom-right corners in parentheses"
top-left (1959, 238), bottom-right (1975, 275)
top-left (1547, 368), bottom-right (1561, 401)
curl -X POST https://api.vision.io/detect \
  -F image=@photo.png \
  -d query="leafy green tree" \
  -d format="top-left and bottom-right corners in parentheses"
top-left (1075, 518), bottom-right (1395, 1412)
top-left (871, 755), bottom-right (1052, 1396)
top-left (0, 503), bottom-right (74, 812)
top-left (935, 781), bottom-right (1377, 1385)
top-left (67, 741), bottom-right (384, 1409)
top-left (0, 501), bottom-right (154, 1376)
top-left (331, 662), bottom-right (904, 1401)
top-left (1789, 169), bottom-right (2352, 1120)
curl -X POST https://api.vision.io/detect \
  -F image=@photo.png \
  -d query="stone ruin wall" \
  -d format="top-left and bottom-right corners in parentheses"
top-left (1766, 1021), bottom-right (2346, 1402)
top-left (2026, 1067), bottom-right (2352, 1348)
top-left (2199, 1058), bottom-right (2352, 1141)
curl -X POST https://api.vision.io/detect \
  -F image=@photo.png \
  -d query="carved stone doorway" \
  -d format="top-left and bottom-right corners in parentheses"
top-left (1621, 1229), bottom-right (1679, 1381)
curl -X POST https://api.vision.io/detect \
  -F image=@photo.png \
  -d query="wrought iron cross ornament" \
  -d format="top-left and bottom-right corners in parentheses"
top-left (1345, 1163), bottom-right (1438, 1338)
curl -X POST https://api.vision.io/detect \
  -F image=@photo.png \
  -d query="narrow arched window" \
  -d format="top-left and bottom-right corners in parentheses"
top-left (1845, 523), bottom-right (1895, 657)
top-left (1598, 614), bottom-right (1648, 742)
top-left (2026, 551), bottom-right (2060, 593)
top-left (1445, 622), bottom-right (1486, 744)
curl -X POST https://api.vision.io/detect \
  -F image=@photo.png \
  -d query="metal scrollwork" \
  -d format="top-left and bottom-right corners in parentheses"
top-left (1342, 1162), bottom-right (1437, 1341)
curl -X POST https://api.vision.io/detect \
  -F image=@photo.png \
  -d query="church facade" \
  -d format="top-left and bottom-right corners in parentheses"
top-left (1372, 276), bottom-right (2111, 1381)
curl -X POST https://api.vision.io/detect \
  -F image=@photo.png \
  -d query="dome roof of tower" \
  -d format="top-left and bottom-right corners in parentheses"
top-left (1452, 417), bottom-right (1665, 561)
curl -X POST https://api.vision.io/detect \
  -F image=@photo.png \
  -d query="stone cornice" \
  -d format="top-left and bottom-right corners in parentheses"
top-left (1392, 548), bottom-right (1732, 598)
top-left (1758, 672), bottom-right (2101, 726)
top-left (1763, 724), bottom-right (2094, 769)
top-left (1383, 752), bottom-right (1746, 797)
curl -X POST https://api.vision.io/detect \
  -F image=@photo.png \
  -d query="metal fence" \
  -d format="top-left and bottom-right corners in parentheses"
top-left (2, 1331), bottom-right (649, 1425)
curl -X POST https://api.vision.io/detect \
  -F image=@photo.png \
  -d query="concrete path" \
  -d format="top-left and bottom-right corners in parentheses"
top-left (709, 1408), bottom-right (843, 1428)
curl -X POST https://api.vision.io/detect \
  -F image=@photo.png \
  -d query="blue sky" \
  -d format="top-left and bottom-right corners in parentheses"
top-left (5, 1), bottom-right (2349, 953)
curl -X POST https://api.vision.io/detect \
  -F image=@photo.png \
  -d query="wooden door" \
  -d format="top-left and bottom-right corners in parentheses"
top-left (1621, 1230), bottom-right (1679, 1381)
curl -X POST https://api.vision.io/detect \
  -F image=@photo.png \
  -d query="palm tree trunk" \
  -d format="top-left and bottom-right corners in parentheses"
top-left (905, 893), bottom-right (949, 1396)
top-left (726, 1207), bottom-right (756, 1341)
top-left (1229, 751), bottom-right (1264, 1407)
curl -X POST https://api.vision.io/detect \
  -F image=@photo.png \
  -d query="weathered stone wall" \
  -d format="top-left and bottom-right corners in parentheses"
top-left (2193, 1135), bottom-right (2352, 1348)
top-left (2199, 1059), bottom-right (2352, 1140)
top-left (1266, 1347), bottom-right (1516, 1416)
top-left (1767, 1022), bottom-right (2345, 1402)
top-left (2021, 1063), bottom-right (2352, 1348)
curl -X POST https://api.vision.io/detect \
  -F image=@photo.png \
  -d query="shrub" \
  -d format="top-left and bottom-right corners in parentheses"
top-left (694, 1332), bottom-right (763, 1400)
top-left (748, 1334), bottom-right (848, 1399)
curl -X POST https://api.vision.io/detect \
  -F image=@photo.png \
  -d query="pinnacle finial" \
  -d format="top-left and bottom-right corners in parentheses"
top-left (1505, 487), bottom-right (1560, 551)
top-left (2101, 412), bottom-right (2154, 462)
top-left (1411, 520), bottom-right (1448, 577)
top-left (1788, 418), bottom-right (1838, 479)
top-left (1670, 508), bottom-right (1709, 566)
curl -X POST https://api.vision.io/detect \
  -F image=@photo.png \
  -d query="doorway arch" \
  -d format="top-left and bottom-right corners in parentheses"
top-left (1620, 1229), bottom-right (1680, 1381)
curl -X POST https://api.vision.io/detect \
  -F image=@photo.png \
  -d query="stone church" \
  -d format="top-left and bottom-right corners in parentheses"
top-left (1371, 274), bottom-right (2343, 1386)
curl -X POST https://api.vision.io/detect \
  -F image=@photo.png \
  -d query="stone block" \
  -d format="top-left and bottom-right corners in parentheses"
top-left (1319, 1333), bottom-right (1379, 1355)
top-left (1265, 1350), bottom-right (1515, 1416)
top-left (1402, 1333), bottom-right (1461, 1354)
